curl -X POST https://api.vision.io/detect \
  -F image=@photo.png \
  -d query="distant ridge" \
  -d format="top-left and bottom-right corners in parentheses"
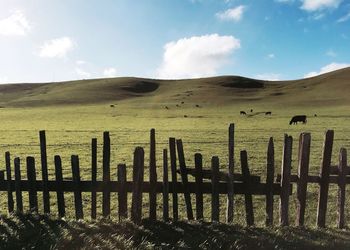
top-left (0, 67), bottom-right (349, 107)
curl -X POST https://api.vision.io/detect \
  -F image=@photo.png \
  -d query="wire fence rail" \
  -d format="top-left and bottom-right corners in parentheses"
top-left (0, 125), bottom-right (348, 228)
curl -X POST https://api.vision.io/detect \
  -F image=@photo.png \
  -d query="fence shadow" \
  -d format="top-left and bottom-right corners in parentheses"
top-left (1, 214), bottom-right (350, 249)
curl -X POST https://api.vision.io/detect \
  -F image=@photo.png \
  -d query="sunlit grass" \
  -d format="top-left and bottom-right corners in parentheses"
top-left (0, 103), bottom-right (348, 229)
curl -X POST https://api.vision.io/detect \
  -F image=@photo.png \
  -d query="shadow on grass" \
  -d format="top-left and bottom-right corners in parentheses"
top-left (1, 214), bottom-right (350, 249)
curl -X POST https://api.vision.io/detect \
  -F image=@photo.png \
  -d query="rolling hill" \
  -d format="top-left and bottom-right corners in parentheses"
top-left (0, 67), bottom-right (349, 107)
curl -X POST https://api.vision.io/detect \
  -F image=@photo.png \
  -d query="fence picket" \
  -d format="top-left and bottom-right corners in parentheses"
top-left (211, 156), bottom-right (220, 222)
top-left (227, 123), bottom-right (235, 223)
top-left (14, 157), bottom-right (23, 212)
top-left (149, 128), bottom-right (157, 221)
top-left (163, 149), bottom-right (169, 221)
top-left (279, 135), bottom-right (292, 226)
top-left (169, 138), bottom-right (178, 221)
top-left (176, 139), bottom-right (194, 220)
top-left (91, 138), bottom-right (97, 219)
top-left (240, 150), bottom-right (254, 226)
top-left (317, 130), bottom-right (334, 228)
top-left (266, 137), bottom-right (274, 226)
top-left (27, 157), bottom-right (38, 213)
top-left (40, 130), bottom-right (50, 214)
top-left (337, 148), bottom-right (347, 229)
top-left (195, 153), bottom-right (204, 220)
top-left (118, 164), bottom-right (127, 221)
top-left (71, 155), bottom-right (83, 219)
top-left (296, 133), bottom-right (311, 227)
top-left (102, 131), bottom-right (111, 218)
top-left (54, 155), bottom-right (65, 218)
top-left (131, 147), bottom-right (144, 224)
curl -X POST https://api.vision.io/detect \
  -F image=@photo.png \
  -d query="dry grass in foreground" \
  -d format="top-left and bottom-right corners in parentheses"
top-left (0, 213), bottom-right (350, 249)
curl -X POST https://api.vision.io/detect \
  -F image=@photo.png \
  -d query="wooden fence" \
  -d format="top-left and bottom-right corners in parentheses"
top-left (0, 125), bottom-right (348, 228)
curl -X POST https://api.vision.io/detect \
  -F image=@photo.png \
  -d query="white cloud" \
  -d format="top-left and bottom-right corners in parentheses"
top-left (326, 49), bottom-right (337, 57)
top-left (0, 10), bottom-right (31, 36)
top-left (157, 34), bottom-right (241, 79)
top-left (103, 67), bottom-right (118, 78)
top-left (216, 5), bottom-right (246, 22)
top-left (39, 37), bottom-right (75, 58)
top-left (312, 13), bottom-right (325, 20)
top-left (76, 68), bottom-right (91, 78)
top-left (0, 76), bottom-right (9, 83)
top-left (255, 73), bottom-right (280, 81)
top-left (267, 53), bottom-right (275, 59)
top-left (275, 0), bottom-right (294, 3)
top-left (337, 11), bottom-right (350, 22)
top-left (304, 62), bottom-right (350, 78)
top-left (76, 60), bottom-right (87, 65)
top-left (301, 0), bottom-right (342, 12)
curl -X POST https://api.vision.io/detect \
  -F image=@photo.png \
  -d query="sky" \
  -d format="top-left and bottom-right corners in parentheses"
top-left (0, 0), bottom-right (350, 83)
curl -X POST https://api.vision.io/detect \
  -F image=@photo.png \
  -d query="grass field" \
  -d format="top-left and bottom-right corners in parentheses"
top-left (0, 69), bottom-right (349, 247)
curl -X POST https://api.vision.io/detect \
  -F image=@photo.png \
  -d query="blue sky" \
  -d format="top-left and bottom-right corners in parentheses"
top-left (0, 0), bottom-right (349, 83)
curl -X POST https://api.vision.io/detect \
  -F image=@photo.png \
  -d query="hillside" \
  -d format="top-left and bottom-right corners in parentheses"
top-left (0, 67), bottom-right (349, 107)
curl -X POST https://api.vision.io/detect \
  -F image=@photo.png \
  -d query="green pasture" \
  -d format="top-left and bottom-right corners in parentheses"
top-left (0, 102), bottom-right (349, 227)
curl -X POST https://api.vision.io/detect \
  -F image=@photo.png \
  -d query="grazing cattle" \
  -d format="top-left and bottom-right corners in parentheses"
top-left (250, 109), bottom-right (253, 112)
top-left (181, 101), bottom-right (185, 104)
top-left (165, 106), bottom-right (169, 109)
top-left (195, 104), bottom-right (200, 108)
top-left (176, 104), bottom-right (180, 107)
top-left (184, 115), bottom-right (188, 118)
top-left (265, 111), bottom-right (272, 115)
top-left (240, 111), bottom-right (246, 115)
top-left (110, 104), bottom-right (114, 108)
top-left (314, 114), bottom-right (317, 117)
top-left (289, 115), bottom-right (307, 125)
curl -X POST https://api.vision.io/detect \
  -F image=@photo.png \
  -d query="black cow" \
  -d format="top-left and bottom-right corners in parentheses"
top-left (289, 115), bottom-right (307, 125)
top-left (265, 111), bottom-right (272, 115)
top-left (240, 111), bottom-right (246, 115)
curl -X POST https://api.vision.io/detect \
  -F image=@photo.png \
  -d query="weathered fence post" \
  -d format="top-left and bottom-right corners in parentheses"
top-left (71, 155), bottom-right (83, 219)
top-left (131, 147), bottom-right (144, 224)
top-left (279, 134), bottom-right (292, 226)
top-left (27, 156), bottom-right (38, 213)
top-left (195, 153), bottom-right (204, 220)
top-left (149, 128), bottom-right (157, 221)
top-left (337, 148), bottom-right (347, 229)
top-left (169, 138), bottom-right (178, 221)
top-left (39, 130), bottom-right (50, 214)
top-left (176, 139), bottom-right (194, 220)
top-left (227, 123), bottom-right (235, 223)
top-left (54, 155), bottom-right (65, 218)
top-left (118, 163), bottom-right (127, 221)
top-left (14, 157), bottom-right (23, 213)
top-left (266, 137), bottom-right (274, 226)
top-left (91, 138), bottom-right (97, 219)
top-left (296, 133), bottom-right (311, 227)
top-left (163, 149), bottom-right (169, 221)
top-left (5, 152), bottom-right (14, 213)
top-left (211, 156), bottom-right (220, 222)
top-left (102, 131), bottom-right (111, 218)
top-left (240, 150), bottom-right (254, 226)
top-left (317, 130), bottom-right (334, 228)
